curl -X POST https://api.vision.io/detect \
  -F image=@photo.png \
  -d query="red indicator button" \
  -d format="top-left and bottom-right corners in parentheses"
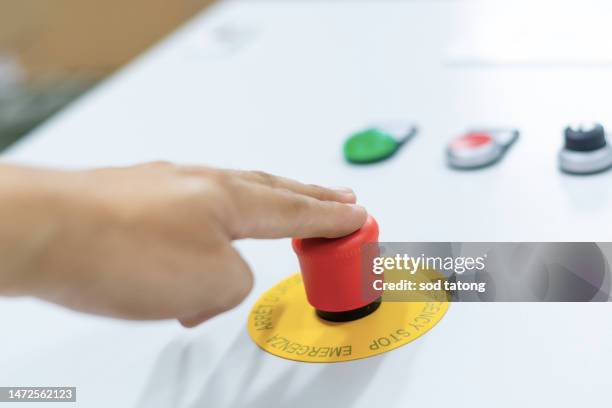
top-left (292, 216), bottom-right (381, 319)
top-left (450, 132), bottom-right (493, 150)
top-left (447, 128), bottom-right (519, 169)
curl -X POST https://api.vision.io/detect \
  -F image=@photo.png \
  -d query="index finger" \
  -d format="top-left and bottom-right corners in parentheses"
top-left (226, 170), bottom-right (357, 204)
top-left (223, 179), bottom-right (368, 239)
top-left (182, 166), bottom-right (357, 204)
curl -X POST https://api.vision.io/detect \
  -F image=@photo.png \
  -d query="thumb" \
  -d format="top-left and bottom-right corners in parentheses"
top-left (179, 246), bottom-right (253, 327)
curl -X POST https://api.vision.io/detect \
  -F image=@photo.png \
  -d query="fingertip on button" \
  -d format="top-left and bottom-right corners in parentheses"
top-left (292, 215), bottom-right (381, 322)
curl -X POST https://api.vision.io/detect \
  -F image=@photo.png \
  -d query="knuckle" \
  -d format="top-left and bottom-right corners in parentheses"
top-left (184, 169), bottom-right (228, 198)
top-left (146, 160), bottom-right (175, 169)
top-left (286, 194), bottom-right (316, 225)
top-left (288, 193), bottom-right (311, 213)
top-left (250, 170), bottom-right (276, 187)
top-left (306, 183), bottom-right (328, 199)
top-left (204, 168), bottom-right (232, 190)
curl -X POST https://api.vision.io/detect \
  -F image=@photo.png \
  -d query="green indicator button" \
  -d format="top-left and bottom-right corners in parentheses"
top-left (344, 129), bottom-right (398, 164)
top-left (344, 126), bottom-right (416, 164)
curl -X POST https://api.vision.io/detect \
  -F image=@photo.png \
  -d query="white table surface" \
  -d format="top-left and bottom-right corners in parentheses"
top-left (1, 1), bottom-right (612, 406)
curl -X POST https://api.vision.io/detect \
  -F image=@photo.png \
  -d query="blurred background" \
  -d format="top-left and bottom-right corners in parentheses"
top-left (0, 0), bottom-right (216, 151)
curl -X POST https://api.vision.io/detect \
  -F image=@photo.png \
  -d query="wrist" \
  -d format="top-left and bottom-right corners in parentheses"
top-left (0, 165), bottom-right (66, 296)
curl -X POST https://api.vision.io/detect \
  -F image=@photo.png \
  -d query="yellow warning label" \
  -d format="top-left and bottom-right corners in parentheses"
top-left (247, 273), bottom-right (449, 363)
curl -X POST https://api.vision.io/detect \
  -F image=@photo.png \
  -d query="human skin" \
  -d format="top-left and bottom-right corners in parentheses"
top-left (0, 162), bottom-right (367, 327)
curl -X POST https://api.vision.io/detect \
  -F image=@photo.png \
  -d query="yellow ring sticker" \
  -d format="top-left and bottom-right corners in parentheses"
top-left (248, 273), bottom-right (449, 363)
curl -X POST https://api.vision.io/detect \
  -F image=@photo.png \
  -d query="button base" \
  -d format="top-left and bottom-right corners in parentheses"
top-left (315, 297), bottom-right (382, 322)
top-left (247, 274), bottom-right (449, 363)
top-left (559, 145), bottom-right (612, 175)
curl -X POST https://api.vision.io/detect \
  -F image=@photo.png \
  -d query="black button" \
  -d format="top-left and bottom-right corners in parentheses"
top-left (564, 123), bottom-right (606, 152)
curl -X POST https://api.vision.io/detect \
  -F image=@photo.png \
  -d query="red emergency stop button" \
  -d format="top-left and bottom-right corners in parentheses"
top-left (292, 215), bottom-right (381, 322)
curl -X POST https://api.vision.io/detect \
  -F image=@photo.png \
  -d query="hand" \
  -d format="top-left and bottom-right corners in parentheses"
top-left (0, 162), bottom-right (367, 327)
